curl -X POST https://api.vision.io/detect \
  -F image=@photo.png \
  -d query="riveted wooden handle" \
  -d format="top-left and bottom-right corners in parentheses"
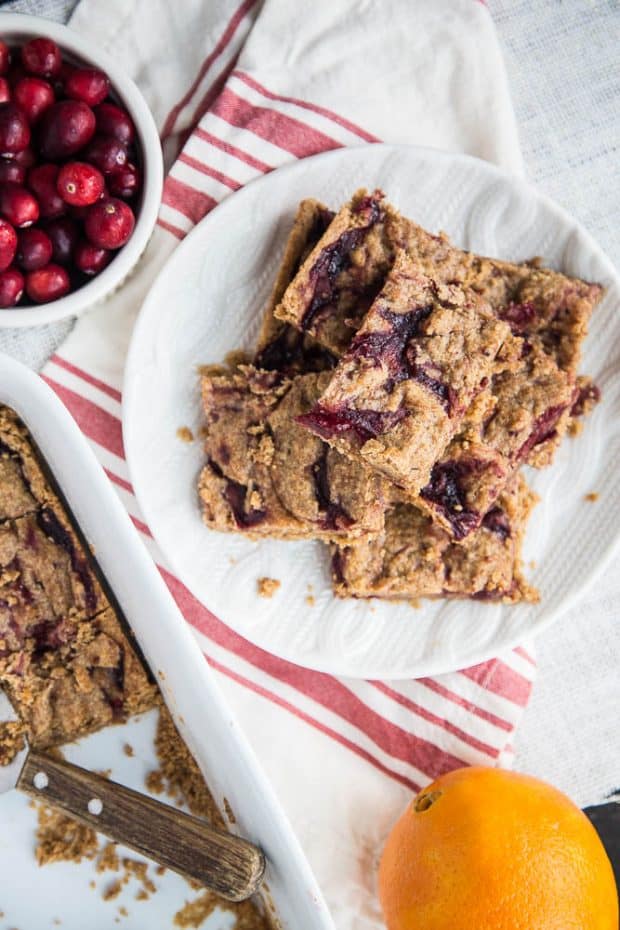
top-left (19, 749), bottom-right (265, 902)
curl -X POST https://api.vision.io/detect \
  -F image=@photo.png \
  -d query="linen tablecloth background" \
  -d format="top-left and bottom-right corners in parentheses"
top-left (0, 0), bottom-right (618, 923)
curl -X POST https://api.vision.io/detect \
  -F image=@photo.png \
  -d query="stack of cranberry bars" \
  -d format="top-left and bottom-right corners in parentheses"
top-left (197, 190), bottom-right (603, 605)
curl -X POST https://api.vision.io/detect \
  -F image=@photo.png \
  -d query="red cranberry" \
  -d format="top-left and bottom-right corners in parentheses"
top-left (25, 263), bottom-right (70, 303)
top-left (0, 103), bottom-right (31, 155)
top-left (0, 183), bottom-right (39, 227)
top-left (21, 38), bottom-right (62, 79)
top-left (0, 42), bottom-right (10, 77)
top-left (85, 197), bottom-right (134, 250)
top-left (82, 135), bottom-right (127, 175)
top-left (94, 102), bottom-right (134, 145)
top-left (45, 216), bottom-right (78, 264)
top-left (66, 68), bottom-right (110, 107)
top-left (57, 161), bottom-right (104, 206)
top-left (108, 162), bottom-right (140, 199)
top-left (37, 100), bottom-right (96, 160)
top-left (13, 146), bottom-right (36, 168)
top-left (0, 218), bottom-right (17, 271)
top-left (0, 267), bottom-right (24, 307)
top-left (53, 60), bottom-right (75, 96)
top-left (13, 77), bottom-right (54, 124)
top-left (74, 240), bottom-right (111, 276)
top-left (27, 163), bottom-right (66, 218)
top-left (16, 227), bottom-right (53, 271)
top-left (0, 161), bottom-right (25, 184)
top-left (0, 78), bottom-right (10, 104)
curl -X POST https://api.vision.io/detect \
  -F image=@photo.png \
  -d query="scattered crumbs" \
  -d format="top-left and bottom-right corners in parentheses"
top-left (568, 419), bottom-right (583, 437)
top-left (305, 594), bottom-right (315, 607)
top-left (119, 906), bottom-right (128, 917)
top-left (223, 797), bottom-right (236, 824)
top-left (123, 743), bottom-right (134, 757)
top-left (28, 799), bottom-right (36, 809)
top-left (306, 583), bottom-right (314, 592)
top-left (103, 879), bottom-right (123, 901)
top-left (0, 719), bottom-right (25, 765)
top-left (585, 492), bottom-right (599, 502)
top-left (173, 891), bottom-right (218, 928)
top-left (176, 426), bottom-right (194, 443)
top-left (158, 670), bottom-right (166, 680)
top-left (53, 920), bottom-right (61, 926)
top-left (409, 598), bottom-right (421, 610)
top-left (198, 425), bottom-right (209, 440)
top-left (145, 768), bottom-right (165, 795)
top-left (257, 577), bottom-right (280, 599)
top-left (35, 804), bottom-right (99, 865)
top-left (529, 560), bottom-right (536, 570)
top-left (97, 843), bottom-right (120, 873)
top-left (155, 865), bottom-right (167, 876)
top-left (135, 889), bottom-right (149, 901)
top-left (89, 881), bottom-right (96, 890)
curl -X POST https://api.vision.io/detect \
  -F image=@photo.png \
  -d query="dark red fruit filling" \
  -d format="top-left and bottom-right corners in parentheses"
top-left (570, 381), bottom-right (601, 418)
top-left (297, 404), bottom-right (407, 444)
top-left (499, 300), bottom-right (539, 334)
top-left (300, 196), bottom-right (385, 332)
top-left (517, 404), bottom-right (567, 461)
top-left (311, 448), bottom-right (353, 530)
top-left (421, 459), bottom-right (488, 539)
top-left (254, 325), bottom-right (336, 374)
top-left (207, 459), bottom-right (266, 529)
top-left (35, 506), bottom-right (97, 612)
top-left (481, 506), bottom-right (511, 541)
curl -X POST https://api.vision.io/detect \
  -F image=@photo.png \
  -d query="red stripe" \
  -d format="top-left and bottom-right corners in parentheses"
top-left (194, 126), bottom-right (272, 173)
top-left (418, 677), bottom-right (512, 733)
top-left (42, 375), bottom-right (124, 459)
top-left (160, 0), bottom-right (258, 141)
top-left (131, 513), bottom-right (154, 538)
top-left (514, 646), bottom-right (536, 666)
top-left (207, 655), bottom-right (420, 791)
top-left (179, 55), bottom-right (242, 153)
top-left (233, 71), bottom-right (380, 144)
top-left (50, 355), bottom-right (122, 402)
top-left (159, 567), bottom-right (464, 780)
top-left (157, 217), bottom-right (185, 240)
top-left (178, 152), bottom-right (241, 191)
top-left (211, 87), bottom-right (341, 158)
top-left (162, 176), bottom-right (218, 224)
top-left (460, 660), bottom-right (533, 707)
top-left (372, 681), bottom-right (498, 759)
top-left (104, 468), bottom-right (133, 495)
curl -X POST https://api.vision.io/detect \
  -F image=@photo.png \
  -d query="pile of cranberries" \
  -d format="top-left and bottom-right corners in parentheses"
top-left (0, 36), bottom-right (142, 308)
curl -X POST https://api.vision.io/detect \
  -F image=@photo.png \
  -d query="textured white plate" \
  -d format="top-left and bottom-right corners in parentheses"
top-left (123, 144), bottom-right (620, 680)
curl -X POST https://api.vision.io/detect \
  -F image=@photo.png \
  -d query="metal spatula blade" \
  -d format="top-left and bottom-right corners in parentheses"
top-left (0, 691), bottom-right (264, 902)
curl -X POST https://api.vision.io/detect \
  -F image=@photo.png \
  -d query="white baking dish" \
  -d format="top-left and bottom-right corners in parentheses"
top-left (0, 352), bottom-right (333, 929)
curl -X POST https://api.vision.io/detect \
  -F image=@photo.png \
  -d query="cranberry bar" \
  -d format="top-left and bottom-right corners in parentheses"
top-left (0, 406), bottom-right (58, 521)
top-left (274, 189), bottom-right (602, 375)
top-left (297, 253), bottom-right (518, 494)
top-left (254, 198), bottom-right (337, 375)
top-left (418, 340), bottom-right (575, 538)
top-left (198, 367), bottom-right (388, 540)
top-left (332, 476), bottom-right (538, 604)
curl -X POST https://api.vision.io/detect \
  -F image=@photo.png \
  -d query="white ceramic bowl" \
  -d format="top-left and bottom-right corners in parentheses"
top-left (0, 13), bottom-right (163, 328)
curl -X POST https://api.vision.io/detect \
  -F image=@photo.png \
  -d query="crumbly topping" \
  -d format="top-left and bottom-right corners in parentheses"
top-left (257, 578), bottom-right (280, 599)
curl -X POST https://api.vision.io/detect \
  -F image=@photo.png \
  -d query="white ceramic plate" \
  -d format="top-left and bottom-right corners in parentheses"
top-left (123, 144), bottom-right (620, 680)
top-left (0, 354), bottom-right (332, 930)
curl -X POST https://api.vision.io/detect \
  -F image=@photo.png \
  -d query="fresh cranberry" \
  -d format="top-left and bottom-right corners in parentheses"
top-left (108, 162), bottom-right (140, 199)
top-left (13, 146), bottom-right (36, 168)
top-left (85, 197), bottom-right (134, 249)
top-left (66, 68), bottom-right (110, 107)
top-left (21, 38), bottom-right (62, 79)
top-left (0, 78), bottom-right (10, 104)
top-left (74, 239), bottom-right (111, 275)
top-left (13, 77), bottom-right (55, 124)
top-left (0, 267), bottom-right (24, 306)
top-left (56, 161), bottom-right (104, 207)
top-left (37, 100), bottom-right (96, 160)
top-left (82, 135), bottom-right (127, 175)
top-left (94, 102), bottom-right (134, 145)
top-left (25, 263), bottom-right (70, 302)
top-left (0, 103), bottom-right (31, 154)
top-left (0, 183), bottom-right (39, 227)
top-left (0, 42), bottom-right (10, 77)
top-left (0, 218), bottom-right (17, 271)
top-left (0, 161), bottom-right (25, 184)
top-left (16, 227), bottom-right (53, 271)
top-left (27, 163), bottom-right (66, 218)
top-left (45, 216), bottom-right (78, 264)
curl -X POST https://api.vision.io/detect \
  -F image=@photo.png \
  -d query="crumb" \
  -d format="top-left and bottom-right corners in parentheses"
top-left (89, 881), bottom-right (96, 889)
top-left (135, 889), bottom-right (149, 901)
top-left (53, 920), bottom-right (61, 926)
top-left (156, 865), bottom-right (166, 876)
top-left (529, 560), bottom-right (536, 569)
top-left (118, 906), bottom-right (128, 917)
top-left (257, 577), bottom-right (280, 598)
top-left (585, 492), bottom-right (599, 502)
top-left (568, 419), bottom-right (583, 437)
top-left (224, 349), bottom-right (252, 370)
top-left (103, 879), bottom-right (122, 901)
top-left (173, 891), bottom-right (219, 928)
top-left (176, 426), bottom-right (194, 443)
top-left (97, 843), bottom-right (120, 873)
top-left (123, 743), bottom-right (134, 757)
top-left (223, 797), bottom-right (236, 824)
top-left (35, 804), bottom-right (99, 865)
top-left (158, 670), bottom-right (166, 680)
top-left (305, 595), bottom-right (315, 606)
top-left (96, 769), bottom-right (112, 779)
top-left (145, 769), bottom-right (165, 795)
top-left (0, 719), bottom-right (25, 765)
top-left (306, 583), bottom-right (314, 592)
top-left (409, 598), bottom-right (421, 609)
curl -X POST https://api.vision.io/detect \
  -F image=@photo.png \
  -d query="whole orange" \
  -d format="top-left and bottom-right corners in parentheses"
top-left (378, 766), bottom-right (618, 930)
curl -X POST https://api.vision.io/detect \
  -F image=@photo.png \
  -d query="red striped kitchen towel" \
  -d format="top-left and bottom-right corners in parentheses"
top-left (41, 0), bottom-right (533, 923)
